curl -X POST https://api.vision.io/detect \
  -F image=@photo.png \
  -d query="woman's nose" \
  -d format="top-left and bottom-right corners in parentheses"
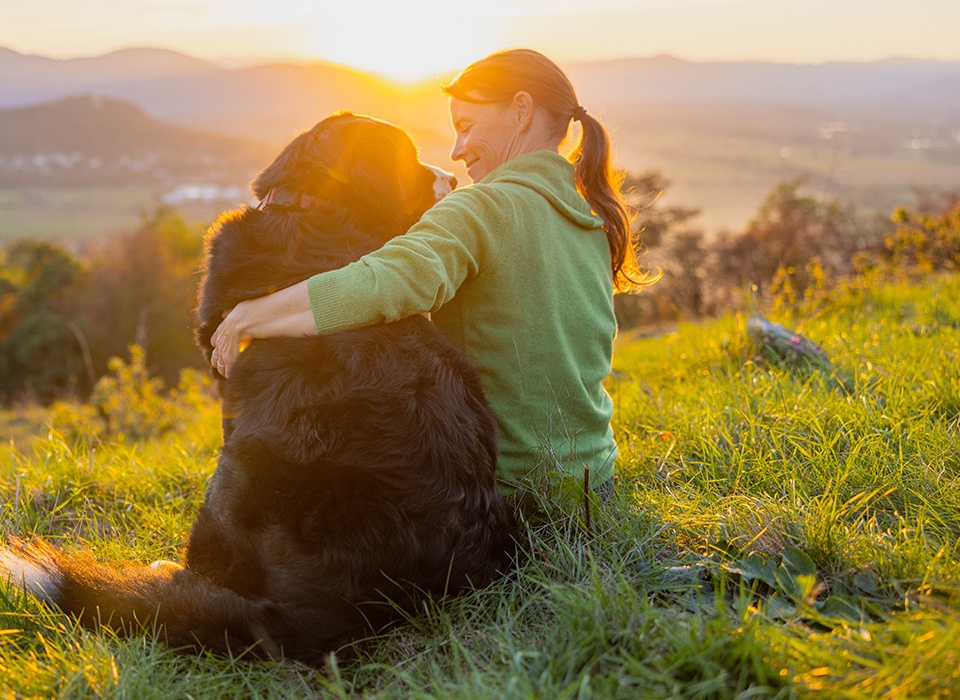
top-left (450, 140), bottom-right (465, 163)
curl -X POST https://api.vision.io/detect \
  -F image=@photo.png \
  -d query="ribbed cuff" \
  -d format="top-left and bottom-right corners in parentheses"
top-left (307, 271), bottom-right (351, 334)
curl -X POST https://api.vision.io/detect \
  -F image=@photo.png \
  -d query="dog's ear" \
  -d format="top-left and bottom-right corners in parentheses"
top-left (340, 149), bottom-right (405, 221)
top-left (251, 117), bottom-right (347, 200)
top-left (334, 122), bottom-right (434, 230)
top-left (251, 130), bottom-right (314, 200)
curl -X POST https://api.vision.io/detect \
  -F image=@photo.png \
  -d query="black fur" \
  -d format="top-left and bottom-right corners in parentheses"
top-left (2, 113), bottom-right (519, 665)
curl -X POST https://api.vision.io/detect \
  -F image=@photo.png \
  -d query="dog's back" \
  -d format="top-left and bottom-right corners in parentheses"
top-left (188, 320), bottom-right (517, 656)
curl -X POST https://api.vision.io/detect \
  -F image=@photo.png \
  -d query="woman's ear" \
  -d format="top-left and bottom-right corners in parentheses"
top-left (513, 91), bottom-right (534, 130)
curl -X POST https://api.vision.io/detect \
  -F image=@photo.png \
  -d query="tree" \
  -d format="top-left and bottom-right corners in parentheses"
top-left (0, 240), bottom-right (86, 403)
top-left (716, 178), bottom-right (853, 301)
top-left (78, 207), bottom-right (206, 386)
top-left (616, 171), bottom-right (709, 325)
top-left (623, 171), bottom-right (701, 250)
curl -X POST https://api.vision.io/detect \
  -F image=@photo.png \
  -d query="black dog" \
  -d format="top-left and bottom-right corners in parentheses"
top-left (0, 113), bottom-right (519, 665)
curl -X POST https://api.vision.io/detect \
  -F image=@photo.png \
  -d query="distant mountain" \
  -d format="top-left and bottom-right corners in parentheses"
top-left (2, 48), bottom-right (959, 139)
top-left (0, 47), bottom-right (218, 104)
top-left (0, 47), bottom-right (447, 149)
top-left (566, 55), bottom-right (960, 113)
top-left (0, 95), bottom-right (273, 187)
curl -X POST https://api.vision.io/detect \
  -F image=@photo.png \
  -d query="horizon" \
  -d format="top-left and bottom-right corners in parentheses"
top-left (4, 0), bottom-right (960, 83)
top-left (4, 44), bottom-right (958, 90)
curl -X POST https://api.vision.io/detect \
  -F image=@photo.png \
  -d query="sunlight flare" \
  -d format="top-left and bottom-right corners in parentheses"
top-left (309, 1), bottom-right (500, 82)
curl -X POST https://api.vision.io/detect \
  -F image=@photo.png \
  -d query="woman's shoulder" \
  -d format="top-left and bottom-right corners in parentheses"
top-left (428, 180), bottom-right (519, 219)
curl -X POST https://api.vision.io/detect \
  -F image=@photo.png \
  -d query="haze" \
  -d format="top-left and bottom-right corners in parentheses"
top-left (3, 0), bottom-right (960, 82)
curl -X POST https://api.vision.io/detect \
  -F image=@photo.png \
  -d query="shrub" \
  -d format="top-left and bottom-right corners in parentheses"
top-left (51, 344), bottom-right (217, 443)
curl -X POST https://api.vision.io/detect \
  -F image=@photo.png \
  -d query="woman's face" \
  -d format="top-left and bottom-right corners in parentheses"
top-left (449, 97), bottom-right (522, 183)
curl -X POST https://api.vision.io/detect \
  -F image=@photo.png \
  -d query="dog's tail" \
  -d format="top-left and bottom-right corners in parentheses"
top-left (0, 538), bottom-right (282, 659)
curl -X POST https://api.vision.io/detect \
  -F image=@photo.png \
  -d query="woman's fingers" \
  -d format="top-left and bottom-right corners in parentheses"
top-left (210, 306), bottom-right (239, 377)
top-left (206, 283), bottom-right (314, 378)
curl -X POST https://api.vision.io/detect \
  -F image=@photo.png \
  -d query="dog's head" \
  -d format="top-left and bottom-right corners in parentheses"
top-left (251, 112), bottom-right (455, 234)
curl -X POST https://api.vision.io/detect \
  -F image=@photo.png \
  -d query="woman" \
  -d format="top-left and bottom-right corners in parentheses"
top-left (210, 48), bottom-right (651, 495)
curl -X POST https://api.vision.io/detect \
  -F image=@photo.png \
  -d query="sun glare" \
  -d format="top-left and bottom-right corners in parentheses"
top-left (309, 1), bottom-right (499, 83)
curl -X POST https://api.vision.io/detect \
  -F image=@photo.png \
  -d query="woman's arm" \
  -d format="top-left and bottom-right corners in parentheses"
top-left (210, 279), bottom-right (315, 377)
top-left (210, 186), bottom-right (501, 377)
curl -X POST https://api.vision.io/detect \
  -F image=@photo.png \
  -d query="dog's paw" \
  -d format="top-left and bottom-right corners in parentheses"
top-left (149, 559), bottom-right (184, 573)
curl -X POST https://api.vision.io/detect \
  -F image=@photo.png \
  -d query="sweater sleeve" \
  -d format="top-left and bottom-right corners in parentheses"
top-left (307, 186), bottom-right (504, 335)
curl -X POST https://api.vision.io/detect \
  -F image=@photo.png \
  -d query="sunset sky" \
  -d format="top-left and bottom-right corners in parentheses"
top-left (4, 0), bottom-right (959, 82)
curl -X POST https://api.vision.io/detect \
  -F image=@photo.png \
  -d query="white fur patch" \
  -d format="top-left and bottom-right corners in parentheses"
top-left (427, 165), bottom-right (456, 201)
top-left (0, 548), bottom-right (63, 603)
top-left (149, 559), bottom-right (183, 572)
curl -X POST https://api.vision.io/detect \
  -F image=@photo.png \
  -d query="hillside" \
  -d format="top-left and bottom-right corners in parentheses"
top-left (2, 272), bottom-right (960, 696)
top-left (0, 47), bottom-right (438, 148)
top-left (0, 95), bottom-right (273, 187)
top-left (0, 47), bottom-right (223, 107)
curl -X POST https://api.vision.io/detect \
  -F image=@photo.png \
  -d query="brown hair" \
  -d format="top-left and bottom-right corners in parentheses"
top-left (442, 48), bottom-right (651, 292)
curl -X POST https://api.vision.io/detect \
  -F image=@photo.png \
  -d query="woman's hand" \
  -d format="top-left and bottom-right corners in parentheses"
top-left (210, 300), bottom-right (252, 378)
top-left (209, 279), bottom-right (317, 378)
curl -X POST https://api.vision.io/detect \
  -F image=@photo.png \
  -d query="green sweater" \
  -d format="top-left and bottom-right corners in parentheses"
top-left (308, 150), bottom-right (618, 490)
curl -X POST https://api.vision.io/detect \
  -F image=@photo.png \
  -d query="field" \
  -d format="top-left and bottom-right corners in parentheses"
top-left (3, 117), bottom-right (958, 243)
top-left (2, 273), bottom-right (960, 698)
top-left (0, 187), bottom-right (237, 242)
top-left (609, 113), bottom-right (960, 235)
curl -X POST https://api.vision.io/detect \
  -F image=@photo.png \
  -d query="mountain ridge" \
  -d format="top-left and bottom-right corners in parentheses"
top-left (3, 46), bottom-right (958, 141)
top-left (1, 47), bottom-right (957, 237)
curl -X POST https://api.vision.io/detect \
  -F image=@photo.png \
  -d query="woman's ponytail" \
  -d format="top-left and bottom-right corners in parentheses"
top-left (570, 110), bottom-right (649, 292)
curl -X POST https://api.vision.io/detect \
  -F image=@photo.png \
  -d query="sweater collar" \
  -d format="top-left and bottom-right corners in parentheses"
top-left (479, 151), bottom-right (604, 230)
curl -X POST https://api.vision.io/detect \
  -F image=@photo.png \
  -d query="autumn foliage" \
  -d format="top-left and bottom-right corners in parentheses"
top-left (0, 185), bottom-right (957, 406)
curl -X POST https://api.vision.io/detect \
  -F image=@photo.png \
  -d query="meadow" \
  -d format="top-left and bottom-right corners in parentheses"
top-left (0, 187), bottom-right (232, 242)
top-left (2, 271), bottom-right (960, 698)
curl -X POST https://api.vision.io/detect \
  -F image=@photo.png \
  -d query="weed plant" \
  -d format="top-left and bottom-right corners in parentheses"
top-left (2, 274), bottom-right (960, 698)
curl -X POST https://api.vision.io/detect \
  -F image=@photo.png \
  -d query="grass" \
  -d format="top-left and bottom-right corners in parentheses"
top-left (3, 273), bottom-right (960, 697)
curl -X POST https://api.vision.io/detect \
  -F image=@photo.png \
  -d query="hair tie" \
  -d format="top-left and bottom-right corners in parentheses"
top-left (572, 105), bottom-right (587, 121)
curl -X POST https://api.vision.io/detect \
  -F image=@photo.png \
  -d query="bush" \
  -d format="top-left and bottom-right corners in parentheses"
top-left (51, 344), bottom-right (217, 443)
top-left (885, 202), bottom-right (960, 272)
